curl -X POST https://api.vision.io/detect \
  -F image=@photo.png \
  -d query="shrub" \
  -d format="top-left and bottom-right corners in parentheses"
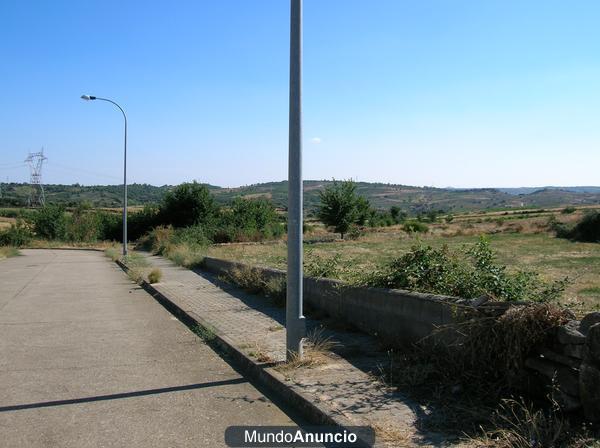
top-left (173, 225), bottom-right (211, 247)
top-left (390, 206), bottom-right (407, 223)
top-left (159, 182), bottom-right (218, 228)
top-left (0, 219), bottom-right (33, 246)
top-left (66, 205), bottom-right (101, 242)
top-left (141, 225), bottom-right (175, 254)
top-left (29, 204), bottom-right (68, 239)
top-left (218, 197), bottom-right (284, 242)
top-left (360, 238), bottom-right (568, 302)
top-left (96, 211), bottom-right (121, 241)
top-left (346, 224), bottom-right (364, 240)
top-left (128, 205), bottom-right (160, 240)
top-left (224, 266), bottom-right (286, 306)
top-left (561, 206), bottom-right (576, 214)
top-left (304, 251), bottom-right (342, 278)
top-left (567, 211), bottom-right (600, 242)
top-left (402, 220), bottom-right (429, 234)
top-left (147, 268), bottom-right (162, 284)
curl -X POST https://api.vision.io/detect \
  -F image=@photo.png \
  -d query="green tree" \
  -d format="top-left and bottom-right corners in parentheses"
top-left (318, 180), bottom-right (367, 239)
top-left (160, 182), bottom-right (218, 228)
top-left (390, 206), bottom-right (407, 223)
top-left (355, 196), bottom-right (372, 226)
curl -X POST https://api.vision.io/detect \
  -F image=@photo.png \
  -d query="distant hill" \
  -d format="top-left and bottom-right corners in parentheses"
top-left (0, 183), bottom-right (172, 208)
top-left (497, 186), bottom-right (600, 195)
top-left (2, 181), bottom-right (600, 214)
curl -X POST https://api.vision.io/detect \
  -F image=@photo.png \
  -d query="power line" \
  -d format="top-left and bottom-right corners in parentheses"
top-left (46, 161), bottom-right (121, 181)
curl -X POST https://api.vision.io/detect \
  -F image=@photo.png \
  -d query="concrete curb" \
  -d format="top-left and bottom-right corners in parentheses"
top-left (114, 259), bottom-right (376, 446)
top-left (23, 247), bottom-right (106, 252)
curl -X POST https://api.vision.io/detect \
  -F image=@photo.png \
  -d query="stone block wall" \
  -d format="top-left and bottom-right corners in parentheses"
top-left (201, 256), bottom-right (467, 345)
top-left (525, 312), bottom-right (600, 421)
top-left (200, 256), bottom-right (600, 420)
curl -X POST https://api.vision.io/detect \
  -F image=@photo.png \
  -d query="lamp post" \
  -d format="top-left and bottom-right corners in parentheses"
top-left (286, 0), bottom-right (305, 360)
top-left (81, 95), bottom-right (128, 256)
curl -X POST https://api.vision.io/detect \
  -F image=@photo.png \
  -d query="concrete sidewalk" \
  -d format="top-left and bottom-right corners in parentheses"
top-left (0, 249), bottom-right (302, 448)
top-left (131, 251), bottom-right (446, 447)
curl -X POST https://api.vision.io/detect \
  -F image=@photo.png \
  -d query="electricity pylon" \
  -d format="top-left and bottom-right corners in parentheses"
top-left (24, 148), bottom-right (47, 207)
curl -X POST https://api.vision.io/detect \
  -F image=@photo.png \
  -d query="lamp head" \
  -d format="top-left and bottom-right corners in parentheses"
top-left (80, 95), bottom-right (96, 101)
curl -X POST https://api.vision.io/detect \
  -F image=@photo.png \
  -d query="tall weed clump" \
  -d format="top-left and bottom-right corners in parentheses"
top-left (0, 219), bottom-right (33, 246)
top-left (360, 237), bottom-right (568, 302)
top-left (139, 225), bottom-right (207, 268)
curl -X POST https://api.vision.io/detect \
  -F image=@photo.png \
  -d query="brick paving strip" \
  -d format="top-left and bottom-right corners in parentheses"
top-left (121, 251), bottom-right (451, 447)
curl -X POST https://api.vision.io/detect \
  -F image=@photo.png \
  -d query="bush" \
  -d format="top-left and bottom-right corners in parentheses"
top-left (29, 204), bottom-right (68, 239)
top-left (360, 238), bottom-right (568, 302)
top-left (173, 225), bottom-right (211, 247)
top-left (402, 220), bottom-right (429, 233)
top-left (390, 206), bottom-right (407, 223)
top-left (224, 266), bottom-right (286, 307)
top-left (159, 182), bottom-right (218, 228)
top-left (140, 225), bottom-right (175, 254)
top-left (0, 219), bottom-right (33, 246)
top-left (304, 250), bottom-right (342, 278)
top-left (566, 211), bottom-right (600, 242)
top-left (218, 197), bottom-right (284, 242)
top-left (128, 205), bottom-right (160, 240)
top-left (96, 211), bottom-right (121, 241)
top-left (66, 204), bottom-right (101, 242)
top-left (561, 206), bottom-right (576, 214)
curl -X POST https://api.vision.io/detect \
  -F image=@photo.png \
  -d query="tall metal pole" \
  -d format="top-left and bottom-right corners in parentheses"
top-left (286, 0), bottom-right (305, 360)
top-left (81, 95), bottom-right (128, 256)
top-left (122, 108), bottom-right (128, 256)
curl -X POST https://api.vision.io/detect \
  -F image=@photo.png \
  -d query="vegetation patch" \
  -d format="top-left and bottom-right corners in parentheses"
top-left (223, 266), bottom-right (286, 307)
top-left (376, 304), bottom-right (591, 444)
top-left (192, 324), bottom-right (216, 343)
top-left (147, 268), bottom-right (162, 284)
top-left (358, 237), bottom-right (570, 303)
top-left (276, 328), bottom-right (337, 372)
top-left (0, 246), bottom-right (19, 259)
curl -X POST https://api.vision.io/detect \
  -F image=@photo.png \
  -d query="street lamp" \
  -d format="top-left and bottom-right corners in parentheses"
top-left (286, 0), bottom-right (305, 360)
top-left (81, 94), bottom-right (129, 256)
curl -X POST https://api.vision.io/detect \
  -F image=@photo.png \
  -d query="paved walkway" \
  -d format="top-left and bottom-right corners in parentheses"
top-left (0, 249), bottom-right (302, 448)
top-left (136, 252), bottom-right (447, 447)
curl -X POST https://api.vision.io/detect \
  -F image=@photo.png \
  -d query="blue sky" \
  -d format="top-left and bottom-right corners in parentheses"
top-left (1, 0), bottom-right (599, 188)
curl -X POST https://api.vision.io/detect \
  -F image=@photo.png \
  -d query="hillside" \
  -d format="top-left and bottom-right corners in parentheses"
top-left (3, 181), bottom-right (600, 214)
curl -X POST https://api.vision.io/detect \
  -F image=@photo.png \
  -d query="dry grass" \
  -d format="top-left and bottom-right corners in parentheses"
top-left (435, 304), bottom-right (572, 384)
top-left (468, 397), bottom-right (598, 448)
top-left (276, 327), bottom-right (338, 372)
top-left (104, 246), bottom-right (120, 261)
top-left (147, 268), bottom-right (162, 284)
top-left (223, 266), bottom-right (286, 306)
top-left (245, 342), bottom-right (274, 363)
top-left (0, 246), bottom-right (19, 259)
top-left (166, 244), bottom-right (205, 268)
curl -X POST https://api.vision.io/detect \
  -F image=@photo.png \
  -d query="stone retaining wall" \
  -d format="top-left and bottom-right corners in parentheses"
top-left (201, 256), bottom-right (468, 346)
top-left (201, 256), bottom-right (600, 421)
top-left (525, 312), bottom-right (600, 420)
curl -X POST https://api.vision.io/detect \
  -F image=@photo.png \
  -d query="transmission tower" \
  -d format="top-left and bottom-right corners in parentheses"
top-left (24, 148), bottom-right (48, 207)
